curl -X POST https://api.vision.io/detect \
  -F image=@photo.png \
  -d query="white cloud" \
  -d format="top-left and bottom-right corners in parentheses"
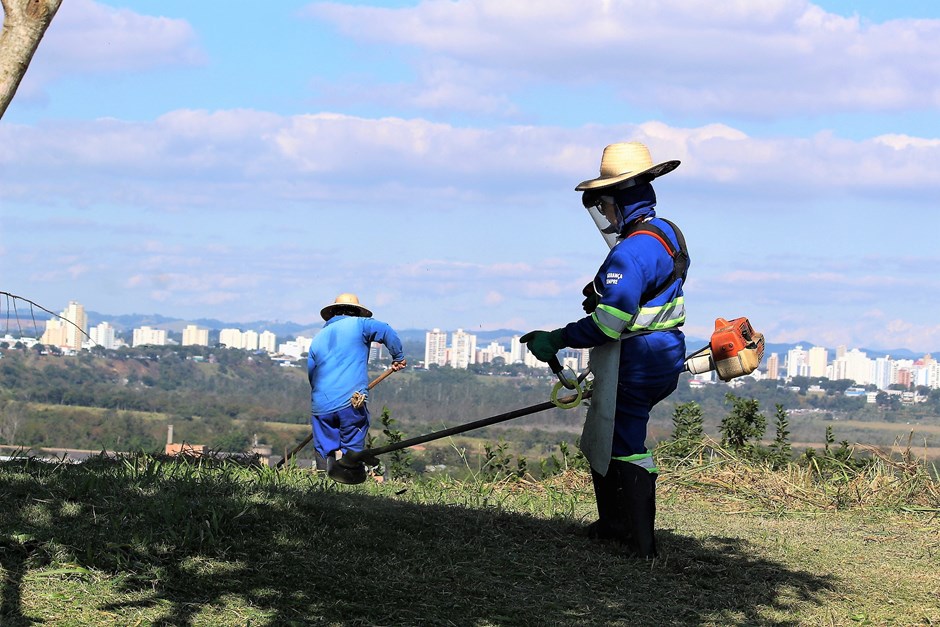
top-left (12, 0), bottom-right (204, 101)
top-left (2, 112), bottom-right (939, 213)
top-left (484, 291), bottom-right (504, 305)
top-left (874, 134), bottom-right (940, 150)
top-left (305, 0), bottom-right (940, 117)
top-left (3, 101), bottom-right (938, 351)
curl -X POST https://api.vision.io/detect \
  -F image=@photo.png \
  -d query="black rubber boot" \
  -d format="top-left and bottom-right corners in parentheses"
top-left (326, 452), bottom-right (367, 485)
top-left (609, 459), bottom-right (658, 558)
top-left (585, 467), bottom-right (624, 541)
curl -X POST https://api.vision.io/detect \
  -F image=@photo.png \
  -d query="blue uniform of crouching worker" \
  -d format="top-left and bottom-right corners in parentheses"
top-left (521, 142), bottom-right (688, 559)
top-left (307, 293), bottom-right (406, 470)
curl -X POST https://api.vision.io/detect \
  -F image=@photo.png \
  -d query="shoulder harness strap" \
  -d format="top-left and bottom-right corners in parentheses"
top-left (623, 218), bottom-right (689, 303)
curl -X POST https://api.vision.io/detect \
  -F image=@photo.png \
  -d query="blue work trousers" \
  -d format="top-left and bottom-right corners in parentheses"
top-left (613, 376), bottom-right (679, 458)
top-left (311, 405), bottom-right (370, 459)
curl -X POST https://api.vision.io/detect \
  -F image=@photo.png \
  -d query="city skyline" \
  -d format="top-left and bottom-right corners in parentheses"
top-left (6, 295), bottom-right (939, 359)
top-left (2, 2), bottom-right (939, 353)
top-left (11, 298), bottom-right (938, 391)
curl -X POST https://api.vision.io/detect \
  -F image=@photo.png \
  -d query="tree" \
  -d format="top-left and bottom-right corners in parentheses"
top-left (1, 0), bottom-right (63, 119)
top-left (768, 403), bottom-right (791, 468)
top-left (670, 401), bottom-right (704, 458)
top-left (719, 393), bottom-right (766, 456)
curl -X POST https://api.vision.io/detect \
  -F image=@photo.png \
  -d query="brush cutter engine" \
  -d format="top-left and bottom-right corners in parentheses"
top-left (685, 317), bottom-right (765, 382)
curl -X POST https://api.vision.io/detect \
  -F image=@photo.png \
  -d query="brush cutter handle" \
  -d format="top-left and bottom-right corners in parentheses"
top-left (549, 356), bottom-right (579, 390)
top-left (368, 366), bottom-right (397, 389)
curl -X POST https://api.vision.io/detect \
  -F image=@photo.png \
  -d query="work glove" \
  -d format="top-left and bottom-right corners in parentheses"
top-left (581, 282), bottom-right (599, 314)
top-left (519, 329), bottom-right (566, 362)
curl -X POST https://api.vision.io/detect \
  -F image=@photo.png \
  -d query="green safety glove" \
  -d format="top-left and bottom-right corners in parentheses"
top-left (582, 293), bottom-right (599, 314)
top-left (581, 282), bottom-right (599, 314)
top-left (519, 329), bottom-right (566, 362)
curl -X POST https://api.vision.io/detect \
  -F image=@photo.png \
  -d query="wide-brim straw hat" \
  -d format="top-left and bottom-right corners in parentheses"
top-left (575, 142), bottom-right (680, 191)
top-left (320, 293), bottom-right (373, 321)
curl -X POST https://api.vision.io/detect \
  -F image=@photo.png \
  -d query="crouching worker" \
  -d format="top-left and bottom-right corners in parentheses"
top-left (521, 142), bottom-right (689, 558)
top-left (307, 293), bottom-right (406, 483)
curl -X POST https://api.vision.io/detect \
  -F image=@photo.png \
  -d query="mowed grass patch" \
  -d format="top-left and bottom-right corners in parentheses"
top-left (0, 454), bottom-right (936, 626)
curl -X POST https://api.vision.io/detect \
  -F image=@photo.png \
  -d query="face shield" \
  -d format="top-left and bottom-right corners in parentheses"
top-left (581, 178), bottom-right (657, 250)
top-left (582, 178), bottom-right (637, 249)
top-left (583, 194), bottom-right (621, 250)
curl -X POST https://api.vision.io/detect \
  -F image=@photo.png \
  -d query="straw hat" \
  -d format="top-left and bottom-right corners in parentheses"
top-left (575, 142), bottom-right (680, 191)
top-left (320, 293), bottom-right (373, 321)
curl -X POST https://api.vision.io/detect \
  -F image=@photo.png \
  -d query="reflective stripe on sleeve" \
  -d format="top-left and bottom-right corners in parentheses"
top-left (593, 297), bottom-right (685, 341)
top-left (625, 296), bottom-right (685, 334)
top-left (592, 305), bottom-right (631, 339)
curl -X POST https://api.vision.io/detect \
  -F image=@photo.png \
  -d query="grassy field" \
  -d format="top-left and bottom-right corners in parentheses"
top-left (0, 448), bottom-right (937, 626)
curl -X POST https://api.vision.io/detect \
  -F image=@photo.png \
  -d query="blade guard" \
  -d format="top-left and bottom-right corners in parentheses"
top-left (710, 317), bottom-right (765, 382)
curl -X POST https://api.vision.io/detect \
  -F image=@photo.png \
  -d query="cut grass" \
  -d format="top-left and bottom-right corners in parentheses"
top-left (0, 453), bottom-right (937, 626)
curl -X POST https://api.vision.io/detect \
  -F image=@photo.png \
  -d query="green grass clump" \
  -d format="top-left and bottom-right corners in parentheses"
top-left (0, 451), bottom-right (937, 626)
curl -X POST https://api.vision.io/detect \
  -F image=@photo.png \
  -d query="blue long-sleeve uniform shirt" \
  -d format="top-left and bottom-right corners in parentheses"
top-left (562, 216), bottom-right (687, 384)
top-left (307, 315), bottom-right (404, 415)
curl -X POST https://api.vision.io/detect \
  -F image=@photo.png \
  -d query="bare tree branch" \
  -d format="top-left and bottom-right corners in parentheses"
top-left (0, 0), bottom-right (63, 119)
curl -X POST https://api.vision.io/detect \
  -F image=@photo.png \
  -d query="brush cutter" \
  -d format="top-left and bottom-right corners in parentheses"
top-left (276, 367), bottom-right (398, 469)
top-left (341, 386), bottom-right (592, 480)
top-left (323, 317), bottom-right (764, 485)
top-left (325, 358), bottom-right (592, 485)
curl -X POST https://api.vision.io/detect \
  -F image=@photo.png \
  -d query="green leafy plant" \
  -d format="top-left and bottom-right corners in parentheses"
top-left (768, 403), bottom-right (792, 469)
top-left (719, 393), bottom-right (766, 458)
top-left (481, 438), bottom-right (514, 481)
top-left (670, 401), bottom-right (705, 459)
top-left (378, 407), bottom-right (413, 480)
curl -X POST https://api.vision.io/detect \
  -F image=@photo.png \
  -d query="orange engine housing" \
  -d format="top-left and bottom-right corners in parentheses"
top-left (709, 317), bottom-right (765, 381)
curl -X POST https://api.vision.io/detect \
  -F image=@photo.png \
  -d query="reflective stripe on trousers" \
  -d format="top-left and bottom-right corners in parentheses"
top-left (611, 452), bottom-right (658, 473)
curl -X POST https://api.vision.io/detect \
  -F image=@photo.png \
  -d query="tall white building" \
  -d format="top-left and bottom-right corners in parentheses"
top-left (259, 330), bottom-right (276, 353)
top-left (40, 318), bottom-right (67, 348)
top-left (873, 356), bottom-right (893, 390)
top-left (62, 301), bottom-right (88, 351)
top-left (807, 346), bottom-right (828, 377)
top-left (510, 335), bottom-right (526, 364)
top-left (478, 341), bottom-right (509, 364)
top-left (450, 329), bottom-right (477, 369)
top-left (133, 326), bottom-right (167, 347)
top-left (219, 328), bottom-right (243, 348)
top-left (278, 336), bottom-right (312, 359)
top-left (926, 360), bottom-right (940, 389)
top-left (41, 301), bottom-right (87, 350)
top-left (831, 348), bottom-right (872, 385)
top-left (425, 328), bottom-right (448, 367)
top-left (766, 353), bottom-right (780, 379)
top-left (786, 346), bottom-right (808, 378)
top-left (182, 325), bottom-right (209, 347)
top-left (574, 348), bottom-right (590, 371)
top-left (242, 330), bottom-right (259, 351)
top-left (89, 321), bottom-right (117, 350)
top-left (523, 350), bottom-right (546, 369)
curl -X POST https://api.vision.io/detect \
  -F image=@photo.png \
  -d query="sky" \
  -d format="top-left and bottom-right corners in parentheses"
top-left (2, 0), bottom-right (939, 352)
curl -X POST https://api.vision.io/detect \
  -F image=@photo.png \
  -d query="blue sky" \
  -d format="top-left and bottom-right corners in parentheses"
top-left (2, 0), bottom-right (939, 352)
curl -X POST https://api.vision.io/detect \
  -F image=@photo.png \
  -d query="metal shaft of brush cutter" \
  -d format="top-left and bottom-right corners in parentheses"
top-left (345, 388), bottom-right (591, 465)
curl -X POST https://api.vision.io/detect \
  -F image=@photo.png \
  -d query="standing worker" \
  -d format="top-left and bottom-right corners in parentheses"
top-left (308, 293), bottom-right (407, 482)
top-left (520, 142), bottom-right (689, 558)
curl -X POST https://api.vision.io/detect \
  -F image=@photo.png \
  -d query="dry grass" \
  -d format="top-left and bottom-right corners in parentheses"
top-left (658, 436), bottom-right (940, 514)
